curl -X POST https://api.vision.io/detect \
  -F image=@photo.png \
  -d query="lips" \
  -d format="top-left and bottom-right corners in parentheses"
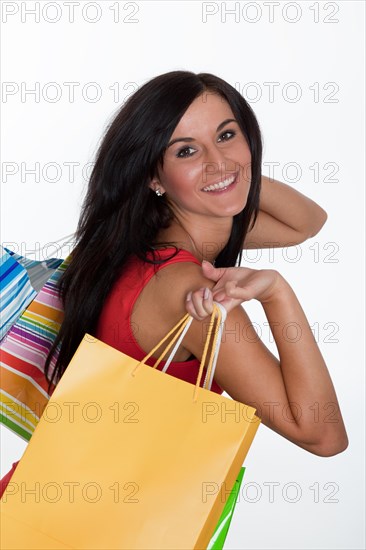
top-left (201, 173), bottom-right (238, 193)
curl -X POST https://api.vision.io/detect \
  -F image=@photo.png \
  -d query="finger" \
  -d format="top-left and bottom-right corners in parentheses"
top-left (185, 291), bottom-right (200, 319)
top-left (213, 282), bottom-right (251, 303)
top-left (224, 281), bottom-right (254, 301)
top-left (186, 300), bottom-right (209, 321)
top-left (203, 286), bottom-right (213, 315)
top-left (201, 261), bottom-right (227, 283)
top-left (191, 287), bottom-right (213, 319)
top-left (186, 287), bottom-right (213, 320)
top-left (210, 294), bottom-right (242, 315)
top-left (212, 290), bottom-right (226, 302)
top-left (212, 281), bottom-right (237, 302)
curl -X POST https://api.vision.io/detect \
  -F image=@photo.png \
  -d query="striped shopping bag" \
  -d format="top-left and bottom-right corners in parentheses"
top-left (5, 248), bottom-right (63, 294)
top-left (0, 255), bottom-right (71, 441)
top-left (1, 248), bottom-right (37, 342)
top-left (0, 246), bottom-right (63, 342)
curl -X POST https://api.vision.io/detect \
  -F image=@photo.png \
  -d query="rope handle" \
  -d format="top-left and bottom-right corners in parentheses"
top-left (27, 233), bottom-right (76, 260)
top-left (202, 303), bottom-right (226, 390)
top-left (192, 304), bottom-right (225, 401)
top-left (131, 303), bottom-right (226, 401)
top-left (131, 313), bottom-right (191, 375)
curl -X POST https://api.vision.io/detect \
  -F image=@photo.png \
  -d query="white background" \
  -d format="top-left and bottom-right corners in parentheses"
top-left (1, 1), bottom-right (365, 549)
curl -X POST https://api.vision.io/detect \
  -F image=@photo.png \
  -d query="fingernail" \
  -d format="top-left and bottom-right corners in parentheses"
top-left (186, 291), bottom-right (192, 301)
top-left (204, 287), bottom-right (210, 300)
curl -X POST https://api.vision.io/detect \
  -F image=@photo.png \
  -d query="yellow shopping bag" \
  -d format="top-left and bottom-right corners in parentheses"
top-left (1, 304), bottom-right (260, 549)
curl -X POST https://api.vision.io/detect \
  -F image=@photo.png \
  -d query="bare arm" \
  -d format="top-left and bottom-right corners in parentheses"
top-left (141, 261), bottom-right (348, 457)
top-left (244, 175), bottom-right (328, 249)
top-left (183, 264), bottom-right (348, 457)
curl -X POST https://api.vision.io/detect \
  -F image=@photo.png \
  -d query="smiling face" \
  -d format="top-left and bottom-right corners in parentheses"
top-left (150, 92), bottom-right (252, 222)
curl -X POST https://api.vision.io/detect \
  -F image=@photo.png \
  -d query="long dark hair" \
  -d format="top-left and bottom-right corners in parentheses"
top-left (44, 70), bottom-right (263, 388)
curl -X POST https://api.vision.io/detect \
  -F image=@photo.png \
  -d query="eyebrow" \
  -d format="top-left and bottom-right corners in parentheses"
top-left (167, 118), bottom-right (238, 148)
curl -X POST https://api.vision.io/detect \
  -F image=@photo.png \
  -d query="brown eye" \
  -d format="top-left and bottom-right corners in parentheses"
top-left (218, 130), bottom-right (236, 142)
top-left (176, 146), bottom-right (196, 158)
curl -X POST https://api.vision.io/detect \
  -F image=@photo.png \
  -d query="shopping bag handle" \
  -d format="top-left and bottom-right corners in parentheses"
top-left (31, 233), bottom-right (76, 260)
top-left (131, 303), bottom-right (227, 401)
top-left (161, 303), bottom-right (226, 392)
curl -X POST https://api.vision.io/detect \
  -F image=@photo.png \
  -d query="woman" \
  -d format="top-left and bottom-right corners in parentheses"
top-left (0, 70), bottom-right (347, 497)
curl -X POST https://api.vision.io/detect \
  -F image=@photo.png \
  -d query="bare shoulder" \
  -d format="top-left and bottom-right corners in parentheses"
top-left (144, 260), bottom-right (214, 321)
top-left (131, 259), bottom-right (214, 359)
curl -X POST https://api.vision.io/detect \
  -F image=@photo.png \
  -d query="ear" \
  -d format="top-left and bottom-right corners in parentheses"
top-left (148, 178), bottom-right (166, 195)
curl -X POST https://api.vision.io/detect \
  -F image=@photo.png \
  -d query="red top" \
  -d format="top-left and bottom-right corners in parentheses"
top-left (95, 248), bottom-right (223, 395)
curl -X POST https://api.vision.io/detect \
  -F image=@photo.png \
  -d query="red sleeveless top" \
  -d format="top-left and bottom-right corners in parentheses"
top-left (95, 248), bottom-right (223, 395)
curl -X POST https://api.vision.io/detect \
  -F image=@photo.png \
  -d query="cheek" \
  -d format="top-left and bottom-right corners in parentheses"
top-left (239, 146), bottom-right (252, 181)
top-left (243, 163), bottom-right (252, 184)
top-left (239, 140), bottom-right (251, 160)
top-left (182, 163), bottom-right (203, 184)
top-left (163, 163), bottom-right (202, 194)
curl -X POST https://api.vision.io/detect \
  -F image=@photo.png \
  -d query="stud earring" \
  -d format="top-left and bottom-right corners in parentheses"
top-left (155, 188), bottom-right (163, 197)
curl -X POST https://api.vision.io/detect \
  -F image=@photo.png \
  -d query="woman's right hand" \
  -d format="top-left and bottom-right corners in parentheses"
top-left (185, 260), bottom-right (286, 320)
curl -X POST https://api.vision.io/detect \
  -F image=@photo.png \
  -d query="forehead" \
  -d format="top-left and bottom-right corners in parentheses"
top-left (171, 93), bottom-right (235, 136)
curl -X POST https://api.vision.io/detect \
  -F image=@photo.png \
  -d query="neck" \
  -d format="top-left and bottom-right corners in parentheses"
top-left (155, 214), bottom-right (233, 264)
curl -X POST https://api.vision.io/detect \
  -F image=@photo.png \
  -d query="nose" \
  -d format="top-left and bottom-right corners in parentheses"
top-left (201, 143), bottom-right (236, 184)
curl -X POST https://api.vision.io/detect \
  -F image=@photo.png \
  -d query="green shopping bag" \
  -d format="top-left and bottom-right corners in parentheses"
top-left (208, 467), bottom-right (245, 549)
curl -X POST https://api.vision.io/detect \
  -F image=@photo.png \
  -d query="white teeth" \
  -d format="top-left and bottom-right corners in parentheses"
top-left (203, 175), bottom-right (236, 192)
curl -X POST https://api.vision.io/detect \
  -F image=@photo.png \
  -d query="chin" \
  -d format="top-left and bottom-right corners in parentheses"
top-left (223, 200), bottom-right (247, 217)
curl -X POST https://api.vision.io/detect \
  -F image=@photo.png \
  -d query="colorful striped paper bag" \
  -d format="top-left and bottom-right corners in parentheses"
top-left (5, 248), bottom-right (63, 294)
top-left (1, 247), bottom-right (37, 342)
top-left (0, 256), bottom-right (71, 441)
top-left (0, 247), bottom-right (63, 342)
